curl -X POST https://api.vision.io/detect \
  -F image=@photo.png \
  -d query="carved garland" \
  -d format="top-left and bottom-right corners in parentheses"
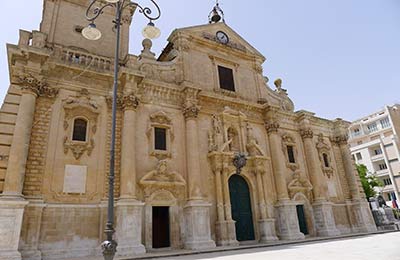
top-left (63, 89), bottom-right (99, 160)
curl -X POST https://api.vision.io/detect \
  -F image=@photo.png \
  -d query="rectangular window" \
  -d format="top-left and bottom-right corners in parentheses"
top-left (384, 178), bottom-right (392, 185)
top-left (218, 66), bottom-right (235, 92)
top-left (154, 127), bottom-right (167, 151)
top-left (380, 117), bottom-right (391, 129)
top-left (388, 193), bottom-right (392, 201)
top-left (353, 128), bottom-right (361, 137)
top-left (367, 122), bottom-right (378, 133)
top-left (287, 145), bottom-right (296, 163)
top-left (384, 143), bottom-right (394, 148)
top-left (374, 148), bottom-right (382, 155)
top-left (356, 152), bottom-right (362, 160)
top-left (378, 163), bottom-right (388, 170)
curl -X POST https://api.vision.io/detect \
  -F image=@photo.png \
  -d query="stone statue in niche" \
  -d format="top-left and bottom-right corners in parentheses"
top-left (246, 124), bottom-right (265, 156)
top-left (208, 114), bottom-right (224, 152)
top-left (287, 170), bottom-right (313, 200)
top-left (227, 127), bottom-right (240, 152)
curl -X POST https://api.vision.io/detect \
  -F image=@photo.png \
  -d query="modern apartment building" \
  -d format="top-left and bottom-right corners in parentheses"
top-left (348, 104), bottom-right (400, 207)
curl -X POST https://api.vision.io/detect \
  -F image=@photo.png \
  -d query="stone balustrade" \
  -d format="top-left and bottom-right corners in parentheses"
top-left (60, 49), bottom-right (113, 72)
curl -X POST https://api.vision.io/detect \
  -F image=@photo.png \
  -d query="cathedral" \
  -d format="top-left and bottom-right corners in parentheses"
top-left (0, 1), bottom-right (377, 259)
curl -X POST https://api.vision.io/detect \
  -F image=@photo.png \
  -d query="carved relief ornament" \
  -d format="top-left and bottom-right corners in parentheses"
top-left (139, 160), bottom-right (186, 199)
top-left (147, 111), bottom-right (174, 160)
top-left (63, 89), bottom-right (99, 160)
top-left (281, 133), bottom-right (299, 171)
top-left (288, 170), bottom-right (313, 200)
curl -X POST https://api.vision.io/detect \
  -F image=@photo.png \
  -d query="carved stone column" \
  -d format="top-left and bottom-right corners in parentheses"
top-left (209, 152), bottom-right (239, 246)
top-left (332, 134), bottom-right (377, 233)
top-left (300, 129), bottom-right (328, 201)
top-left (265, 120), bottom-right (304, 240)
top-left (254, 159), bottom-right (278, 242)
top-left (119, 93), bottom-right (139, 199)
top-left (299, 125), bottom-right (339, 237)
top-left (1, 75), bottom-right (57, 260)
top-left (3, 90), bottom-right (37, 198)
top-left (115, 93), bottom-right (145, 256)
top-left (182, 87), bottom-right (215, 250)
top-left (265, 122), bottom-right (290, 201)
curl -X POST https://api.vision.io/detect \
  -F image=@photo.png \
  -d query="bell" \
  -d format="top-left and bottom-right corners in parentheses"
top-left (210, 9), bottom-right (221, 23)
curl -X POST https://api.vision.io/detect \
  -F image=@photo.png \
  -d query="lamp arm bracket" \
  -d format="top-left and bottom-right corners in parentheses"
top-left (126, 0), bottom-right (161, 22)
top-left (85, 0), bottom-right (115, 22)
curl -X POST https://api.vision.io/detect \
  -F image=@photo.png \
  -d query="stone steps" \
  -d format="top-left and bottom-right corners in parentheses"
top-left (0, 85), bottom-right (21, 193)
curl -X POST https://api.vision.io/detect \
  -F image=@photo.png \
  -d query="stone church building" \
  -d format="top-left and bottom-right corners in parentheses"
top-left (0, 1), bottom-right (376, 259)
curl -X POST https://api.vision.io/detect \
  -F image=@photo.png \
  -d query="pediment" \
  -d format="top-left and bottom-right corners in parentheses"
top-left (168, 23), bottom-right (265, 61)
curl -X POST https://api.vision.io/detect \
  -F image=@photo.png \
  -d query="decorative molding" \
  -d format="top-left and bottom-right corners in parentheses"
top-left (281, 133), bottom-right (299, 171)
top-left (288, 170), bottom-right (313, 201)
top-left (147, 111), bottom-right (174, 160)
top-left (139, 160), bottom-right (186, 199)
top-left (316, 134), bottom-right (334, 178)
top-left (62, 89), bottom-right (99, 160)
top-left (63, 137), bottom-right (95, 160)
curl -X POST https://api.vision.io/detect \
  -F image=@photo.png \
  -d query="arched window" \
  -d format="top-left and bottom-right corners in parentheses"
top-left (72, 118), bottom-right (88, 142)
top-left (323, 153), bottom-right (330, 168)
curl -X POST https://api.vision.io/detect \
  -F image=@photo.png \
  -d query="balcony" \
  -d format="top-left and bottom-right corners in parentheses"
top-left (371, 154), bottom-right (384, 162)
top-left (376, 169), bottom-right (389, 177)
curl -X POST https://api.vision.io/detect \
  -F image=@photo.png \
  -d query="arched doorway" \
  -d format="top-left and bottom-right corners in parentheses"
top-left (229, 174), bottom-right (255, 241)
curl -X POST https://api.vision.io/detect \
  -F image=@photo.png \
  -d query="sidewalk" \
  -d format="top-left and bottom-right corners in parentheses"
top-left (66, 230), bottom-right (399, 260)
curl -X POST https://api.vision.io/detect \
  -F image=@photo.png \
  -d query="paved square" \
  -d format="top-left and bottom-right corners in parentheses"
top-left (165, 232), bottom-right (400, 260)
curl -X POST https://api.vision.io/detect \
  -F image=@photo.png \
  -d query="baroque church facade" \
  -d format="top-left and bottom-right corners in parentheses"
top-left (0, 1), bottom-right (376, 259)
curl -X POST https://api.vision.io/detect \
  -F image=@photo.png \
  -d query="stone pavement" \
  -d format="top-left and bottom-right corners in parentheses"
top-left (66, 231), bottom-right (400, 260)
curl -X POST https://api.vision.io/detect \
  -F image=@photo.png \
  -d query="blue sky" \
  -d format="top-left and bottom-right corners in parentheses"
top-left (0, 0), bottom-right (399, 121)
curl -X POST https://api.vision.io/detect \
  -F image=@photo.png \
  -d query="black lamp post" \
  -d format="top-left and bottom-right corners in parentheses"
top-left (82, 1), bottom-right (161, 259)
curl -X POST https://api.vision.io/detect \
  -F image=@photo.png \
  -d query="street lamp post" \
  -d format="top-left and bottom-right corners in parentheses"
top-left (82, 1), bottom-right (161, 259)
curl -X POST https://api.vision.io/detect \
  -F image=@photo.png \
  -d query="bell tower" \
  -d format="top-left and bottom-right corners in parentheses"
top-left (40, 0), bottom-right (135, 58)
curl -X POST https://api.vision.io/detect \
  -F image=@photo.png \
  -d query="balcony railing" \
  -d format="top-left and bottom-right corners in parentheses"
top-left (60, 49), bottom-right (113, 72)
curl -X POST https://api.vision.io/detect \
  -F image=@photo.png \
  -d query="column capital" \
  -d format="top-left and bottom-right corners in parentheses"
top-left (122, 93), bottom-right (139, 111)
top-left (330, 134), bottom-right (348, 145)
top-left (18, 74), bottom-right (58, 98)
top-left (265, 121), bottom-right (280, 134)
top-left (300, 128), bottom-right (314, 139)
top-left (183, 103), bottom-right (200, 119)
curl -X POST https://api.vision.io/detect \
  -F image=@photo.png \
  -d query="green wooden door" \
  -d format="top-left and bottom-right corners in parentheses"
top-left (296, 205), bottom-right (309, 235)
top-left (229, 175), bottom-right (255, 241)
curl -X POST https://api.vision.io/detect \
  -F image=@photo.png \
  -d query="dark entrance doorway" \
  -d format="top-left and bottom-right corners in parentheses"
top-left (152, 206), bottom-right (170, 248)
top-left (296, 205), bottom-right (309, 235)
top-left (229, 174), bottom-right (255, 241)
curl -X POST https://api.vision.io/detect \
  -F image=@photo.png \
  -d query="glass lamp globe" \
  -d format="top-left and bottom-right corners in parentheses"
top-left (142, 22), bottom-right (161, 39)
top-left (82, 23), bottom-right (102, 41)
top-left (105, 0), bottom-right (120, 3)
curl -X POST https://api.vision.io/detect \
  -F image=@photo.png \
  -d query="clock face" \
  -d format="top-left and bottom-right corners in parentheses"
top-left (216, 31), bottom-right (229, 44)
